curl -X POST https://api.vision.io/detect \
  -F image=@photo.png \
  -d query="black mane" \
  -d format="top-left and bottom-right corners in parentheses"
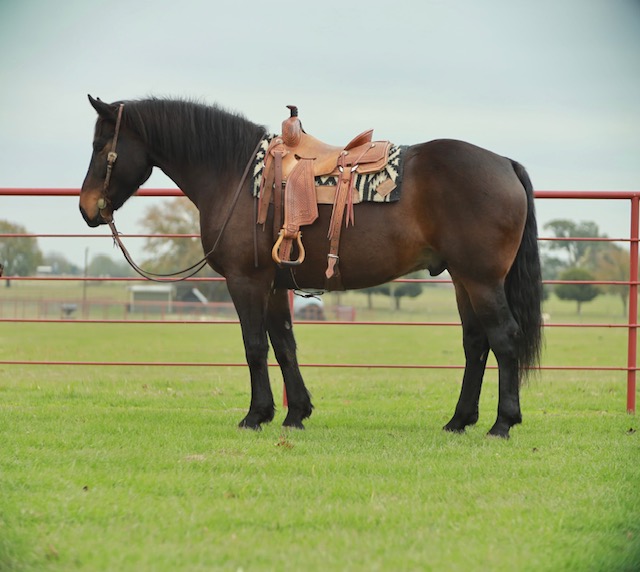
top-left (118, 98), bottom-right (267, 171)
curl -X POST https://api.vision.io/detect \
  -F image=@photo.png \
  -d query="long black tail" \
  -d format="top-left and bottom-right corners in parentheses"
top-left (506, 160), bottom-right (543, 380)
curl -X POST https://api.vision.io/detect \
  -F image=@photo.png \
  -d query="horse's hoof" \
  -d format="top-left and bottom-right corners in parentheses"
top-left (443, 411), bottom-right (478, 433)
top-left (282, 419), bottom-right (305, 430)
top-left (487, 425), bottom-right (510, 439)
top-left (238, 418), bottom-right (262, 431)
top-left (443, 416), bottom-right (473, 433)
top-left (443, 423), bottom-right (465, 434)
top-left (488, 415), bottom-right (519, 438)
top-left (282, 404), bottom-right (312, 429)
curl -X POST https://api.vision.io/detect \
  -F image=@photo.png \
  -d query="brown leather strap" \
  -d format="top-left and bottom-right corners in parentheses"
top-left (97, 103), bottom-right (125, 216)
top-left (257, 137), bottom-right (284, 225)
top-left (326, 159), bottom-right (352, 241)
top-left (325, 156), bottom-right (355, 281)
top-left (324, 143), bottom-right (371, 286)
top-left (273, 150), bottom-right (284, 241)
top-left (257, 160), bottom-right (275, 225)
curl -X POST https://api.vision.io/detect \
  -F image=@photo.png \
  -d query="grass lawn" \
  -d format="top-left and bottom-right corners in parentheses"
top-left (1, 315), bottom-right (639, 571)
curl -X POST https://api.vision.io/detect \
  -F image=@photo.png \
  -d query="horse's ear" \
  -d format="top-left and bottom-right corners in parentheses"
top-left (88, 94), bottom-right (117, 121)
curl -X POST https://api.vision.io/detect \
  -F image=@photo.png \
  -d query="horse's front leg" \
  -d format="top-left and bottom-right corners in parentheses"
top-left (266, 289), bottom-right (313, 429)
top-left (226, 275), bottom-right (275, 429)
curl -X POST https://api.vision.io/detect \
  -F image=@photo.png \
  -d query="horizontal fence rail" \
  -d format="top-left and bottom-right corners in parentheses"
top-left (1, 188), bottom-right (638, 413)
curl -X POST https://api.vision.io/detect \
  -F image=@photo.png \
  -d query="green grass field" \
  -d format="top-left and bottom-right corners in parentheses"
top-left (1, 284), bottom-right (639, 571)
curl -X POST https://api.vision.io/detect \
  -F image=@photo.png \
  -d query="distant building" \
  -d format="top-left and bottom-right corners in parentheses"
top-left (36, 265), bottom-right (54, 276)
top-left (127, 285), bottom-right (175, 313)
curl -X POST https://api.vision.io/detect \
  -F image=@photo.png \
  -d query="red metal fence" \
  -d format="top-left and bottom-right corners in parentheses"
top-left (1, 188), bottom-right (638, 413)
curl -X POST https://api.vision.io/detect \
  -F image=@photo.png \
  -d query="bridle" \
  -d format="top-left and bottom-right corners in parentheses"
top-left (96, 102), bottom-right (263, 282)
top-left (96, 103), bottom-right (125, 217)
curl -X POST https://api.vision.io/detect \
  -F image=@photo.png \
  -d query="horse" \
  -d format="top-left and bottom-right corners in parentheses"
top-left (79, 95), bottom-right (542, 438)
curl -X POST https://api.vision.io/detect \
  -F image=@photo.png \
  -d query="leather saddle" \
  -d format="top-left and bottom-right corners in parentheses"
top-left (256, 105), bottom-right (392, 287)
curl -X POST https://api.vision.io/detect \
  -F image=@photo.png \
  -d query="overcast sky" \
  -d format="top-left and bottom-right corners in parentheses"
top-left (1, 0), bottom-right (639, 267)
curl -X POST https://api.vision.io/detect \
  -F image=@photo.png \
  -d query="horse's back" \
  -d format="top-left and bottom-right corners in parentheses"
top-left (405, 138), bottom-right (525, 198)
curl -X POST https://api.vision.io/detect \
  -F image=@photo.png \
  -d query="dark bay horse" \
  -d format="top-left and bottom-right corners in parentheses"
top-left (80, 96), bottom-right (542, 438)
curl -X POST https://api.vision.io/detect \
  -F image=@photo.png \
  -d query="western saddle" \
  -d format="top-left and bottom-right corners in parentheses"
top-left (257, 106), bottom-right (392, 287)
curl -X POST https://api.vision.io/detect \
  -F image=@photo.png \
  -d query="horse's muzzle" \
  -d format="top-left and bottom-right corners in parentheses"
top-left (80, 205), bottom-right (107, 227)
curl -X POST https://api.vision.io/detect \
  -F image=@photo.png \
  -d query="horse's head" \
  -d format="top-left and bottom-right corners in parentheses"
top-left (80, 95), bottom-right (153, 227)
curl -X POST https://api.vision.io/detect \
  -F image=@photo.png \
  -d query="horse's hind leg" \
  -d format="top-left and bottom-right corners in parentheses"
top-left (464, 281), bottom-right (523, 438)
top-left (444, 282), bottom-right (490, 433)
top-left (226, 275), bottom-right (275, 429)
top-left (266, 289), bottom-right (313, 429)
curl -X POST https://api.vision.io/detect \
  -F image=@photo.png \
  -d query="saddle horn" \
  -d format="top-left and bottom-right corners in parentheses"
top-left (282, 105), bottom-right (302, 147)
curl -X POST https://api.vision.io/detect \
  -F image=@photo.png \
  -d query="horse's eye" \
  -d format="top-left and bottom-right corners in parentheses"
top-left (93, 139), bottom-right (108, 154)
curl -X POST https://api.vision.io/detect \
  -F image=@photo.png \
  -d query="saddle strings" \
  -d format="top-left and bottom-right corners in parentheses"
top-left (107, 136), bottom-right (265, 283)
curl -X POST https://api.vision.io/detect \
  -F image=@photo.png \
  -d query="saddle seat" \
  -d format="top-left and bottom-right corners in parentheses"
top-left (256, 105), bottom-right (392, 288)
top-left (282, 131), bottom-right (345, 176)
top-left (278, 106), bottom-right (380, 178)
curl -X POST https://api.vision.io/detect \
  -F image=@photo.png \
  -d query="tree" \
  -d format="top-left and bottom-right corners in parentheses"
top-left (540, 252), bottom-right (565, 301)
top-left (542, 219), bottom-right (632, 314)
top-left (88, 254), bottom-right (133, 277)
top-left (139, 198), bottom-right (202, 271)
top-left (587, 244), bottom-right (632, 316)
top-left (43, 252), bottom-right (81, 275)
top-left (555, 267), bottom-right (600, 314)
top-left (543, 219), bottom-right (606, 267)
top-left (139, 198), bottom-right (229, 301)
top-left (0, 220), bottom-right (43, 279)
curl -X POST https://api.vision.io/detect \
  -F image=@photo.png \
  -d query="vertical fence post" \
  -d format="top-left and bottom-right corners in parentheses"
top-left (627, 195), bottom-right (639, 414)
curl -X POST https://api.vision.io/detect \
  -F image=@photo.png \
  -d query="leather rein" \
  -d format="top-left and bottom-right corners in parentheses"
top-left (97, 103), bottom-right (263, 282)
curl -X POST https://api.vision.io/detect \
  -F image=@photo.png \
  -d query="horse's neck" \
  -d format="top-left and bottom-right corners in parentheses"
top-left (141, 112), bottom-right (264, 207)
top-left (154, 159), bottom-right (230, 212)
top-left (155, 163), bottom-right (191, 197)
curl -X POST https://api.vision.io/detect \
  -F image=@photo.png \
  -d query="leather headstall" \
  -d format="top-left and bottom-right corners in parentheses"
top-left (97, 102), bottom-right (125, 219)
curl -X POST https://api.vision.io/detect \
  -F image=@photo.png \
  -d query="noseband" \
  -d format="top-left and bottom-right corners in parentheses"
top-left (95, 103), bottom-right (264, 282)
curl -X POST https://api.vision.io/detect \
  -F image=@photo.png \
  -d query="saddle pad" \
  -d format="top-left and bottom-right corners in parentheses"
top-left (252, 135), bottom-right (406, 203)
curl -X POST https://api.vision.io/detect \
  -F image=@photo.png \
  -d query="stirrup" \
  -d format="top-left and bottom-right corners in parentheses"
top-left (272, 230), bottom-right (306, 267)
